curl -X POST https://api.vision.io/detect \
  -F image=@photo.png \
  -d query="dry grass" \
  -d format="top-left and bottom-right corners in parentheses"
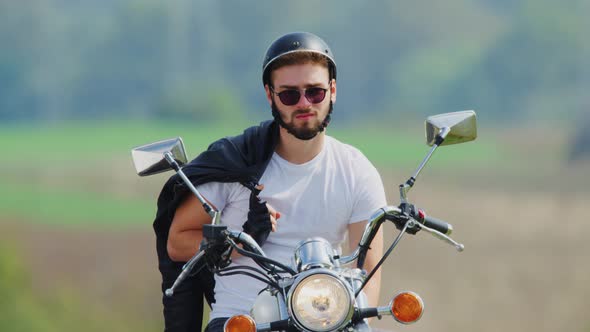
top-left (372, 182), bottom-right (590, 332)
top-left (3, 175), bottom-right (589, 332)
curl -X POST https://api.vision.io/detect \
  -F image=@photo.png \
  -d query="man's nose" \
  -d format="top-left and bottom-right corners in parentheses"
top-left (295, 91), bottom-right (312, 108)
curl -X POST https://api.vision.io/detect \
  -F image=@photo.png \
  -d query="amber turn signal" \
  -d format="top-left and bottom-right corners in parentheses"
top-left (224, 314), bottom-right (256, 332)
top-left (390, 291), bottom-right (424, 324)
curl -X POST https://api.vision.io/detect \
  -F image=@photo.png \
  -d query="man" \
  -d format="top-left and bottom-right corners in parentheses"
top-left (155, 32), bottom-right (386, 332)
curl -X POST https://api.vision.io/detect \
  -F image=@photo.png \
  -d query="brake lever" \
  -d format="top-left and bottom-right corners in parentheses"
top-left (396, 203), bottom-right (464, 251)
top-left (410, 219), bottom-right (465, 252)
top-left (166, 225), bottom-right (235, 297)
top-left (165, 249), bottom-right (207, 297)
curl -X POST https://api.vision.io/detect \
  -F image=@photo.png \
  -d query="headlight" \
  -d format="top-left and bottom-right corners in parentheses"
top-left (288, 271), bottom-right (353, 332)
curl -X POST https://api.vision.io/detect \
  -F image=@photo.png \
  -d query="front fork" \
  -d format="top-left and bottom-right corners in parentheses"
top-left (349, 269), bottom-right (372, 332)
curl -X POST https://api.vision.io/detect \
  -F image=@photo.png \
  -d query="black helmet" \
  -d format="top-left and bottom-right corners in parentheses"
top-left (262, 32), bottom-right (337, 86)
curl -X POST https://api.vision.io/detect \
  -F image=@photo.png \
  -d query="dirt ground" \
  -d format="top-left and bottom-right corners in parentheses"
top-left (3, 171), bottom-right (589, 332)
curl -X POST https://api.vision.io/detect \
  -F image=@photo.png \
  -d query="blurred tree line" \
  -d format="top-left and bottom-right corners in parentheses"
top-left (0, 0), bottom-right (588, 124)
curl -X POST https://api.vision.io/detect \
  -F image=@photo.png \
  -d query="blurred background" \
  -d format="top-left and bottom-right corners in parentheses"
top-left (1, 1), bottom-right (589, 331)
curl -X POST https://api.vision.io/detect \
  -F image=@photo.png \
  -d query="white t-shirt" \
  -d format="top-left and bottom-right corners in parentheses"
top-left (196, 135), bottom-right (387, 320)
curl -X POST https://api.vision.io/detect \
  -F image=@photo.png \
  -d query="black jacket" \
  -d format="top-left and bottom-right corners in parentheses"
top-left (153, 120), bottom-right (279, 332)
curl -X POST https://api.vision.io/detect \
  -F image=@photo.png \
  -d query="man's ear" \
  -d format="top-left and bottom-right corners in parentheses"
top-left (264, 84), bottom-right (273, 106)
top-left (330, 79), bottom-right (337, 103)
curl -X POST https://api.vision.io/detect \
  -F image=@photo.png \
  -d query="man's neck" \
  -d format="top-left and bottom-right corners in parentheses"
top-left (275, 128), bottom-right (325, 164)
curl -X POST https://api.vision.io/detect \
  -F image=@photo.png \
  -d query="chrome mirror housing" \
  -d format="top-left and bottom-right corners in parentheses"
top-left (131, 137), bottom-right (188, 176)
top-left (425, 110), bottom-right (477, 146)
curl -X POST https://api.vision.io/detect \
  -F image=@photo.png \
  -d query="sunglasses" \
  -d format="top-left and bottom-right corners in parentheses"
top-left (270, 83), bottom-right (331, 106)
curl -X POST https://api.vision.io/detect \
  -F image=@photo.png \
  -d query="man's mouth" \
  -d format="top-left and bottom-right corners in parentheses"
top-left (295, 113), bottom-right (315, 120)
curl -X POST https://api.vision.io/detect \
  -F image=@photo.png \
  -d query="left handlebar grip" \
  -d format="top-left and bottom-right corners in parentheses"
top-left (421, 213), bottom-right (452, 236)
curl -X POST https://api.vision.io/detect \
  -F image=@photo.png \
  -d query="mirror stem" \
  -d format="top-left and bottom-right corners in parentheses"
top-left (400, 127), bottom-right (450, 203)
top-left (164, 152), bottom-right (220, 223)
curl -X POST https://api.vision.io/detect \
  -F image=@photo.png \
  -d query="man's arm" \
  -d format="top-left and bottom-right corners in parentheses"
top-left (348, 221), bottom-right (383, 307)
top-left (167, 194), bottom-right (214, 262)
top-left (168, 187), bottom-right (280, 262)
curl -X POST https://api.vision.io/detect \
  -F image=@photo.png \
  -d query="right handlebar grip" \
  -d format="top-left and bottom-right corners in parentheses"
top-left (422, 214), bottom-right (452, 235)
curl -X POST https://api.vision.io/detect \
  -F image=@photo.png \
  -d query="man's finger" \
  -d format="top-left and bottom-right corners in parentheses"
top-left (266, 203), bottom-right (280, 219)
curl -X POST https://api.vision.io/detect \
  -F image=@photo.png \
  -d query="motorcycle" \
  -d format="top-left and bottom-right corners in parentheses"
top-left (131, 110), bottom-right (477, 332)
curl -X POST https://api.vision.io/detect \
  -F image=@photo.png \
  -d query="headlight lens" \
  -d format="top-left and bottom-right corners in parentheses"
top-left (290, 273), bottom-right (352, 331)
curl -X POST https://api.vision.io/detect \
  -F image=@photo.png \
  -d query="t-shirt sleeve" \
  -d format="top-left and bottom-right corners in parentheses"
top-left (349, 156), bottom-right (387, 224)
top-left (195, 182), bottom-right (233, 212)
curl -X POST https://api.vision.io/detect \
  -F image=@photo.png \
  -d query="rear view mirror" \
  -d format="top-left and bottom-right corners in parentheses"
top-left (425, 110), bottom-right (477, 146)
top-left (131, 137), bottom-right (188, 176)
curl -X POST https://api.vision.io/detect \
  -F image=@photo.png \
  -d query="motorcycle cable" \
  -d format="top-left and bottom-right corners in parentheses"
top-left (354, 218), bottom-right (410, 298)
top-left (226, 240), bottom-right (280, 278)
top-left (216, 263), bottom-right (280, 284)
top-left (216, 264), bottom-right (277, 283)
top-left (216, 267), bottom-right (280, 290)
top-left (179, 245), bottom-right (281, 290)
top-left (227, 238), bottom-right (297, 276)
top-left (187, 263), bottom-right (205, 277)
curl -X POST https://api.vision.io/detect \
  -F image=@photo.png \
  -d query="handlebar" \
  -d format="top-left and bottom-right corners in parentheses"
top-left (227, 230), bottom-right (266, 256)
top-left (342, 204), bottom-right (463, 269)
top-left (166, 225), bottom-right (300, 297)
top-left (167, 202), bottom-right (463, 298)
top-left (165, 228), bottom-right (256, 297)
top-left (403, 206), bottom-right (452, 236)
top-left (226, 230), bottom-right (297, 275)
top-left (422, 213), bottom-right (452, 235)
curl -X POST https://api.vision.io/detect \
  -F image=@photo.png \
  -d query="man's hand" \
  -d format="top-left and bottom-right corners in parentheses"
top-left (266, 202), bottom-right (280, 232)
top-left (242, 184), bottom-right (280, 246)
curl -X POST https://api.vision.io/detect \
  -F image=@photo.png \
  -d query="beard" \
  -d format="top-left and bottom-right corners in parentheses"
top-left (271, 100), bottom-right (333, 140)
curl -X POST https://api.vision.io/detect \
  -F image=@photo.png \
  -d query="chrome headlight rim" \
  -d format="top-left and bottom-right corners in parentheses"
top-left (286, 269), bottom-right (354, 332)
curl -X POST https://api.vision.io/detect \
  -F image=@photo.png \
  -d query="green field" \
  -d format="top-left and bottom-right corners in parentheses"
top-left (0, 120), bottom-right (507, 227)
top-left (0, 120), bottom-right (501, 165)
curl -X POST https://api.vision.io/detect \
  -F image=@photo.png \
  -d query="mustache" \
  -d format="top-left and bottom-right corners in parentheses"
top-left (292, 109), bottom-right (313, 116)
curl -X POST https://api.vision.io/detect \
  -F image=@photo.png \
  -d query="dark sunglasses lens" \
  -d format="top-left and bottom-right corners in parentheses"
top-left (305, 88), bottom-right (326, 104)
top-left (278, 90), bottom-right (301, 105)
